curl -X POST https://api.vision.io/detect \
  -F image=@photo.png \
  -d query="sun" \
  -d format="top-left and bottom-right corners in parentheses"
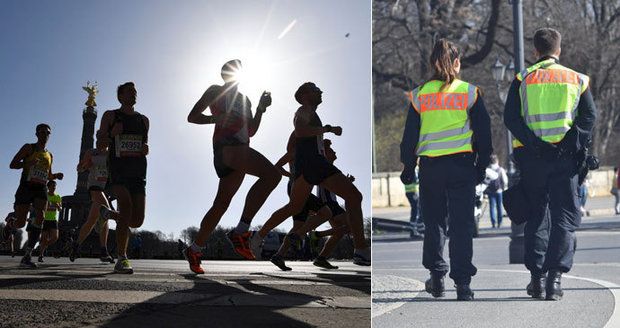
top-left (231, 50), bottom-right (274, 98)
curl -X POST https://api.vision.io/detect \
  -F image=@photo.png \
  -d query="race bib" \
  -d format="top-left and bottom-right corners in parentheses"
top-left (94, 165), bottom-right (108, 182)
top-left (27, 166), bottom-right (48, 184)
top-left (116, 134), bottom-right (143, 157)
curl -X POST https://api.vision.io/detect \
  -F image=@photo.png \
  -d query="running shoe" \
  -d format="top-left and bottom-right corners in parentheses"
top-left (100, 254), bottom-right (115, 264)
top-left (114, 258), bottom-right (134, 274)
top-left (313, 256), bottom-right (338, 270)
top-left (20, 255), bottom-right (37, 269)
top-left (249, 231), bottom-right (263, 260)
top-left (183, 247), bottom-right (204, 274)
top-left (69, 241), bottom-right (79, 262)
top-left (353, 248), bottom-right (371, 266)
top-left (270, 255), bottom-right (292, 271)
top-left (226, 230), bottom-right (256, 260)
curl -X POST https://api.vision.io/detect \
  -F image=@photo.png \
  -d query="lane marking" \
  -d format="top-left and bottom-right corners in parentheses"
top-left (373, 268), bottom-right (619, 327)
top-left (0, 288), bottom-right (369, 308)
top-left (372, 275), bottom-right (424, 318)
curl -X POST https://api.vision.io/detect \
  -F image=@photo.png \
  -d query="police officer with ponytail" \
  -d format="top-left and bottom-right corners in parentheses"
top-left (504, 28), bottom-right (596, 301)
top-left (400, 39), bottom-right (492, 301)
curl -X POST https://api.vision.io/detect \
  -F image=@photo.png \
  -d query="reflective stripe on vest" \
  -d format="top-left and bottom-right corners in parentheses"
top-left (513, 59), bottom-right (589, 148)
top-left (411, 79), bottom-right (477, 157)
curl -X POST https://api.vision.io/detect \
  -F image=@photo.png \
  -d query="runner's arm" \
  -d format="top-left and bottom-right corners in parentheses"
top-left (249, 91), bottom-right (272, 136)
top-left (77, 149), bottom-right (93, 173)
top-left (142, 115), bottom-right (150, 155)
top-left (49, 154), bottom-right (63, 180)
top-left (9, 144), bottom-right (32, 170)
top-left (188, 86), bottom-right (220, 125)
top-left (275, 152), bottom-right (292, 177)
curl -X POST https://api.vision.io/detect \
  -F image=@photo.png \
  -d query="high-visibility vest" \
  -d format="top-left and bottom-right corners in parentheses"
top-left (513, 58), bottom-right (589, 148)
top-left (404, 182), bottom-right (419, 193)
top-left (410, 79), bottom-right (478, 157)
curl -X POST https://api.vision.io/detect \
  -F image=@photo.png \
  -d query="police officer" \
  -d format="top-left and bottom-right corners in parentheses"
top-left (400, 39), bottom-right (492, 301)
top-left (504, 28), bottom-right (596, 301)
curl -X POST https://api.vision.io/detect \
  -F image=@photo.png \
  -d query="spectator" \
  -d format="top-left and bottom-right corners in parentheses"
top-left (578, 175), bottom-right (590, 217)
top-left (612, 167), bottom-right (619, 215)
top-left (485, 155), bottom-right (508, 228)
top-left (404, 167), bottom-right (423, 236)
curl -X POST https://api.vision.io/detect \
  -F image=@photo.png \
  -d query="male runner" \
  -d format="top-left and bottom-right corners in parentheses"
top-left (98, 82), bottom-right (149, 274)
top-left (70, 131), bottom-right (119, 263)
top-left (38, 180), bottom-right (62, 262)
top-left (262, 82), bottom-right (371, 266)
top-left (2, 212), bottom-right (18, 257)
top-left (251, 131), bottom-right (333, 270)
top-left (6, 123), bottom-right (64, 268)
top-left (183, 59), bottom-right (281, 274)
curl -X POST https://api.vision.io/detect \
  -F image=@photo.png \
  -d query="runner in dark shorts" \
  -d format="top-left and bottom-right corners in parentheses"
top-left (263, 82), bottom-right (370, 266)
top-left (182, 59), bottom-right (281, 274)
top-left (38, 180), bottom-right (62, 262)
top-left (7, 123), bottom-right (64, 268)
top-left (2, 212), bottom-right (18, 257)
top-left (98, 82), bottom-right (149, 274)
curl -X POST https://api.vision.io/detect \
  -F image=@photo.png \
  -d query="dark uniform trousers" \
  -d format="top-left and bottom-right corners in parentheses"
top-left (515, 149), bottom-right (581, 274)
top-left (419, 154), bottom-right (477, 284)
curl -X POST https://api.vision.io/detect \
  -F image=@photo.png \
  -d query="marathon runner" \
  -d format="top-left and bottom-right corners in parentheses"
top-left (182, 59), bottom-right (280, 274)
top-left (38, 180), bottom-right (62, 262)
top-left (262, 82), bottom-right (370, 266)
top-left (2, 212), bottom-right (18, 257)
top-left (5, 123), bottom-right (64, 268)
top-left (98, 82), bottom-right (149, 274)
top-left (70, 131), bottom-right (119, 263)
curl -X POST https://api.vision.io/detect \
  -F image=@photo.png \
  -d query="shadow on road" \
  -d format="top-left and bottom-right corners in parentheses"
top-left (100, 273), bottom-right (322, 327)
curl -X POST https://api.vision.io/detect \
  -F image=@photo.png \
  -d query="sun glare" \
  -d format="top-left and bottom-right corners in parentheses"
top-left (233, 51), bottom-right (274, 98)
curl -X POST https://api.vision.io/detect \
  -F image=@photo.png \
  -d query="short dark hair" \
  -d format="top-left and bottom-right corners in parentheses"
top-left (117, 82), bottom-right (135, 100)
top-left (294, 82), bottom-right (316, 104)
top-left (47, 180), bottom-right (56, 187)
top-left (533, 28), bottom-right (561, 56)
top-left (36, 123), bottom-right (51, 133)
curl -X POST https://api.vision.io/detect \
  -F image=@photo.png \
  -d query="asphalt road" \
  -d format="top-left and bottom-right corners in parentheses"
top-left (0, 258), bottom-right (370, 328)
top-left (372, 215), bottom-right (620, 328)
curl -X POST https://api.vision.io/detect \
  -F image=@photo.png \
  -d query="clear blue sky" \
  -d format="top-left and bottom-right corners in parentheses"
top-left (0, 1), bottom-right (372, 239)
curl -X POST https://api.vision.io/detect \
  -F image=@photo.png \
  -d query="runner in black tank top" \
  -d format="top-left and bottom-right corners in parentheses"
top-left (98, 82), bottom-right (149, 274)
top-left (263, 82), bottom-right (371, 266)
top-left (182, 59), bottom-right (281, 274)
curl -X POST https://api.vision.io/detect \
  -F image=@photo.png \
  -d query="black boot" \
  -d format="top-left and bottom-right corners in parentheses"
top-left (456, 284), bottom-right (474, 301)
top-left (526, 273), bottom-right (545, 299)
top-left (545, 270), bottom-right (563, 301)
top-left (424, 274), bottom-right (445, 298)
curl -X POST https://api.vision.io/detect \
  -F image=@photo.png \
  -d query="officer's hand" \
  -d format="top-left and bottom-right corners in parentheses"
top-left (331, 126), bottom-right (343, 136)
top-left (55, 173), bottom-right (64, 180)
top-left (400, 165), bottom-right (415, 185)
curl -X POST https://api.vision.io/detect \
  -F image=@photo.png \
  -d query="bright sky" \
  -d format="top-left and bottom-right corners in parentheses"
top-left (0, 1), bottom-right (372, 239)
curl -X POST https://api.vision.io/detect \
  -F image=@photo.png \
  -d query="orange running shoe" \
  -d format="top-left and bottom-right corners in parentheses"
top-left (183, 247), bottom-right (205, 274)
top-left (226, 230), bottom-right (256, 260)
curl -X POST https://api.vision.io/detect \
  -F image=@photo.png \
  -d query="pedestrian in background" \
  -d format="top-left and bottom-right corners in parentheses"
top-left (612, 167), bottom-right (619, 215)
top-left (485, 155), bottom-right (508, 228)
top-left (404, 167), bottom-right (423, 236)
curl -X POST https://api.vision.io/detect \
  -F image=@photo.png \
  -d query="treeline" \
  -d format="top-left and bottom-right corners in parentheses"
top-left (373, 0), bottom-right (620, 172)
